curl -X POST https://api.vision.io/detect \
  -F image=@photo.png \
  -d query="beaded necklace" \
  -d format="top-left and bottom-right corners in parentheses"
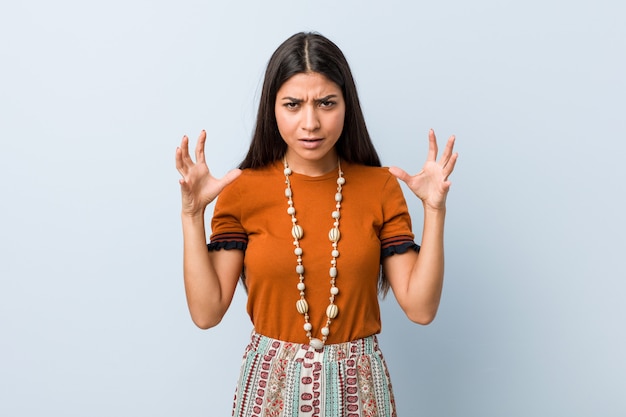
top-left (283, 159), bottom-right (345, 350)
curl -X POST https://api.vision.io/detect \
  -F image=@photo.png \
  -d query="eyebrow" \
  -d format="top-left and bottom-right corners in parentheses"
top-left (280, 94), bottom-right (339, 104)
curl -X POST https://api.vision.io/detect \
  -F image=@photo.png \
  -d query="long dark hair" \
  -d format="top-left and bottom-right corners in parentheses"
top-left (239, 32), bottom-right (381, 169)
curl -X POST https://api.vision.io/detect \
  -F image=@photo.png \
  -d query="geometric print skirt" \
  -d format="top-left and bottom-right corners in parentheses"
top-left (232, 332), bottom-right (398, 417)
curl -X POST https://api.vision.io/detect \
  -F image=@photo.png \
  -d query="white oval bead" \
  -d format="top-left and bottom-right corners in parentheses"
top-left (296, 264), bottom-right (304, 274)
top-left (332, 250), bottom-right (339, 257)
top-left (292, 225), bottom-right (303, 239)
top-left (326, 304), bottom-right (338, 319)
top-left (330, 286), bottom-right (339, 295)
top-left (287, 206), bottom-right (295, 215)
top-left (337, 177), bottom-right (345, 185)
top-left (297, 282), bottom-right (305, 291)
top-left (296, 299), bottom-right (309, 314)
top-left (329, 267), bottom-right (337, 278)
top-left (328, 227), bottom-right (340, 242)
top-left (284, 167), bottom-right (292, 175)
top-left (285, 188), bottom-right (292, 197)
top-left (309, 338), bottom-right (324, 350)
top-left (304, 323), bottom-right (312, 331)
top-left (321, 326), bottom-right (330, 336)
top-left (335, 192), bottom-right (343, 202)
top-left (331, 210), bottom-right (340, 219)
top-left (294, 247), bottom-right (303, 256)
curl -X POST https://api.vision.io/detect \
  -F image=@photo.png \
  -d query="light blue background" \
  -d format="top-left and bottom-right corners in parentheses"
top-left (1, 1), bottom-right (624, 416)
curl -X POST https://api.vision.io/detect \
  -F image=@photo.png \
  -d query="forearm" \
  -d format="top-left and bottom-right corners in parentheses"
top-left (406, 207), bottom-right (446, 323)
top-left (181, 212), bottom-right (227, 329)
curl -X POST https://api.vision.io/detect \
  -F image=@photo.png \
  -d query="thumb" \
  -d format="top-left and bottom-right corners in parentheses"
top-left (222, 168), bottom-right (243, 185)
top-left (388, 166), bottom-right (411, 184)
top-left (211, 169), bottom-right (243, 202)
top-left (215, 168), bottom-right (243, 192)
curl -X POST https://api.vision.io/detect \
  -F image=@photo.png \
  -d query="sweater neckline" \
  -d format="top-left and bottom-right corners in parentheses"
top-left (272, 159), bottom-right (344, 182)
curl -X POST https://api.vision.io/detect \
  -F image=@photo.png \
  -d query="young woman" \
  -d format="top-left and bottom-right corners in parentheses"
top-left (175, 32), bottom-right (457, 417)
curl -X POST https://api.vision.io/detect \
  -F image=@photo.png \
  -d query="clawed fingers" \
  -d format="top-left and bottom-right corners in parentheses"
top-left (391, 129), bottom-right (458, 208)
top-left (427, 129), bottom-right (457, 173)
top-left (176, 131), bottom-right (210, 178)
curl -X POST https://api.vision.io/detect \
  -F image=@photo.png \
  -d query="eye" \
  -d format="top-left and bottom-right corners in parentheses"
top-left (284, 102), bottom-right (299, 110)
top-left (319, 100), bottom-right (336, 108)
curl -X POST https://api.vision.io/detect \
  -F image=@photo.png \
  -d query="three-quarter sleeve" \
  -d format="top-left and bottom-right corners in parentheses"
top-left (379, 174), bottom-right (420, 258)
top-left (207, 180), bottom-right (248, 252)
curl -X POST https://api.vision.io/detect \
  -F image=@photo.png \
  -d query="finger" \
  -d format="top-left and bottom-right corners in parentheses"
top-left (388, 166), bottom-right (413, 184)
top-left (175, 146), bottom-right (185, 174)
top-left (176, 136), bottom-right (191, 174)
top-left (440, 135), bottom-right (456, 168)
top-left (221, 168), bottom-right (243, 187)
top-left (195, 130), bottom-right (207, 165)
top-left (179, 135), bottom-right (193, 164)
top-left (178, 175), bottom-right (193, 197)
top-left (443, 152), bottom-right (459, 180)
top-left (427, 129), bottom-right (438, 162)
top-left (441, 181), bottom-right (452, 194)
top-left (210, 169), bottom-right (243, 199)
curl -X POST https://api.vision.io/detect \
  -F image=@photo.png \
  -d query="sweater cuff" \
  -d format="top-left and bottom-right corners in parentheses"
top-left (380, 235), bottom-right (420, 258)
top-left (207, 232), bottom-right (248, 252)
top-left (381, 241), bottom-right (420, 257)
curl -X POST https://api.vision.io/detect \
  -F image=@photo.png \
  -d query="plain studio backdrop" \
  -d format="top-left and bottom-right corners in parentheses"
top-left (1, 1), bottom-right (624, 416)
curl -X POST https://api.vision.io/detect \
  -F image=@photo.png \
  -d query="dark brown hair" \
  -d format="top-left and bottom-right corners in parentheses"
top-left (239, 32), bottom-right (381, 169)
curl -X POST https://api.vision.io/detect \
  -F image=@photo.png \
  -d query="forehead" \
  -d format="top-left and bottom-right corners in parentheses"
top-left (277, 72), bottom-right (342, 97)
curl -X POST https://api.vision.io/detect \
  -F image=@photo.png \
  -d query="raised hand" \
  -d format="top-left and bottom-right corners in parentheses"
top-left (175, 130), bottom-right (242, 217)
top-left (388, 129), bottom-right (458, 211)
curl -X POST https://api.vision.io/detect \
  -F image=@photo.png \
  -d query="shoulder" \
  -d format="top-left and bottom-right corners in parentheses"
top-left (345, 162), bottom-right (394, 178)
top-left (343, 163), bottom-right (400, 191)
top-left (242, 161), bottom-right (283, 180)
top-left (218, 161), bottom-right (283, 204)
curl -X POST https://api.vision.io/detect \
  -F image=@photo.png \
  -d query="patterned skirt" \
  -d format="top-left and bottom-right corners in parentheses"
top-left (232, 332), bottom-right (398, 417)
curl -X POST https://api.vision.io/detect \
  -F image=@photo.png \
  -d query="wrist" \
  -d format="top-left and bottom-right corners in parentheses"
top-left (181, 210), bottom-right (206, 224)
top-left (422, 204), bottom-right (446, 216)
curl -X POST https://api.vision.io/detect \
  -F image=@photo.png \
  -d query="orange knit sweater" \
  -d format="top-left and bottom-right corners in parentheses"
top-left (209, 160), bottom-right (416, 344)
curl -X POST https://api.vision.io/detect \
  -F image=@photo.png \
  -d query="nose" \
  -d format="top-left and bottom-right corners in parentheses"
top-left (301, 105), bottom-right (320, 132)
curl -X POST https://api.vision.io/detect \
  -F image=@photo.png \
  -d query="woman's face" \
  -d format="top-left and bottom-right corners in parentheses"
top-left (275, 71), bottom-right (345, 176)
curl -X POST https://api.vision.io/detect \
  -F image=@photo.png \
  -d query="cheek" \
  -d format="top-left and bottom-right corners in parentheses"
top-left (330, 113), bottom-right (345, 135)
top-left (274, 111), bottom-right (290, 134)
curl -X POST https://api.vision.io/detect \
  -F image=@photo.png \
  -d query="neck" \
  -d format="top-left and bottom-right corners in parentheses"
top-left (283, 152), bottom-right (339, 177)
